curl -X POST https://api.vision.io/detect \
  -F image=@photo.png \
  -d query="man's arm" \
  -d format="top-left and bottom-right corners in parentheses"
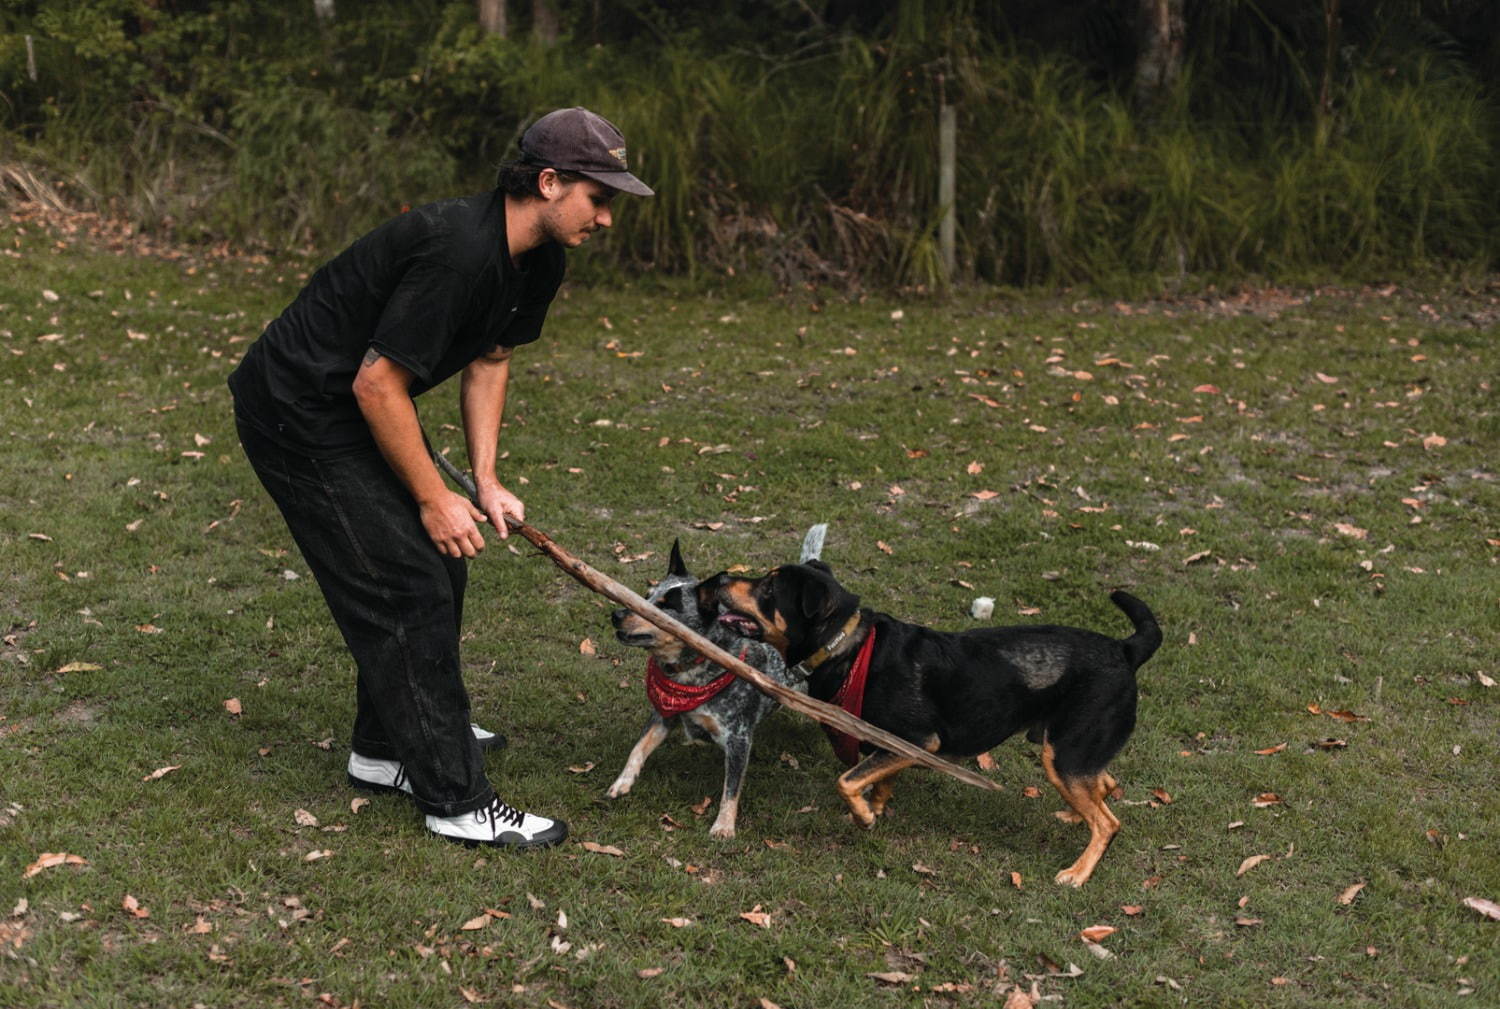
top-left (351, 349), bottom-right (490, 558)
top-left (460, 345), bottom-right (524, 540)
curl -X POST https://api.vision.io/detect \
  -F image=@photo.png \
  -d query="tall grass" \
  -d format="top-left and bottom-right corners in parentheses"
top-left (2, 8), bottom-right (1496, 289)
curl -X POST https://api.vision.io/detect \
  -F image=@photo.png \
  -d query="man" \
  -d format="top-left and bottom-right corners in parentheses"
top-left (228, 108), bottom-right (653, 848)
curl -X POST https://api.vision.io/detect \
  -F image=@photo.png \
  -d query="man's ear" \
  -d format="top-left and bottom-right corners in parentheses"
top-left (537, 167), bottom-right (563, 200)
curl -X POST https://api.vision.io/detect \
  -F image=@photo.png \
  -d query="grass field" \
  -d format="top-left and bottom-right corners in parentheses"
top-left (1, 208), bottom-right (1497, 1008)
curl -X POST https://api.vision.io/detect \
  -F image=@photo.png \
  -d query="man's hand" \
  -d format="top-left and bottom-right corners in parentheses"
top-left (420, 489), bottom-right (491, 558)
top-left (476, 482), bottom-right (525, 540)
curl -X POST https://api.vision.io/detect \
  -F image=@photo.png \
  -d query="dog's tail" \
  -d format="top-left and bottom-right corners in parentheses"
top-left (1111, 590), bottom-right (1162, 671)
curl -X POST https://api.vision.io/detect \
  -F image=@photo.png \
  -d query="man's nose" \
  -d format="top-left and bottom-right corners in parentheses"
top-left (595, 206), bottom-right (613, 229)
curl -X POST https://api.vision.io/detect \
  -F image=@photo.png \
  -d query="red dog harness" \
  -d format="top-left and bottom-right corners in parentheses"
top-left (644, 650), bottom-right (745, 717)
top-left (823, 625), bottom-right (878, 766)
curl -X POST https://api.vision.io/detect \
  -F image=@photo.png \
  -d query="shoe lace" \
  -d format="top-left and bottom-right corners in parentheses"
top-left (478, 797), bottom-right (525, 829)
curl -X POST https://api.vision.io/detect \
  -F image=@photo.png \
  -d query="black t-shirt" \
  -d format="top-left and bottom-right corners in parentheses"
top-left (228, 190), bottom-right (564, 455)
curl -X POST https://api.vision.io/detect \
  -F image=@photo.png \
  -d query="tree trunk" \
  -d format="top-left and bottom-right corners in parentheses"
top-left (1133, 0), bottom-right (1185, 109)
top-left (533, 0), bottom-right (560, 44)
top-left (478, 0), bottom-right (507, 38)
top-left (313, 0), bottom-right (335, 22)
top-left (1316, 0), bottom-right (1342, 148)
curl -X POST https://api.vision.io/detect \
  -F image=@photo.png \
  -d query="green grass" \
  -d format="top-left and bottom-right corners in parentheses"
top-left (1, 214), bottom-right (1497, 1008)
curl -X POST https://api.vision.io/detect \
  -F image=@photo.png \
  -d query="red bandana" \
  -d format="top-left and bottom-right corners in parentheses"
top-left (645, 652), bottom-right (743, 717)
top-left (822, 625), bottom-right (878, 767)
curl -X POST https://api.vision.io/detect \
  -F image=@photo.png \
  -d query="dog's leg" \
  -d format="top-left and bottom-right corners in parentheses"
top-left (1041, 742), bottom-right (1120, 887)
top-left (606, 714), bottom-right (671, 799)
top-left (709, 734), bottom-right (752, 840)
top-left (867, 779), bottom-right (896, 818)
top-left (837, 736), bottom-right (939, 828)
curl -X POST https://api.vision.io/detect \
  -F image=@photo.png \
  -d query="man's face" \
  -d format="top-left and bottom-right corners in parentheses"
top-left (539, 172), bottom-right (615, 247)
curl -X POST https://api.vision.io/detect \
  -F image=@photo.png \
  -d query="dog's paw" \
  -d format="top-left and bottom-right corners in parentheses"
top-left (1053, 866), bottom-right (1089, 887)
top-left (708, 821), bottom-right (737, 840)
top-left (604, 780), bottom-right (632, 799)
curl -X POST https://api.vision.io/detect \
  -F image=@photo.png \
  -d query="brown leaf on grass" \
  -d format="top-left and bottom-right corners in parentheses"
top-left (121, 894), bottom-right (150, 919)
top-left (1422, 434), bottom-right (1447, 451)
top-left (580, 841), bottom-right (625, 857)
top-left (1462, 897), bottom-right (1500, 921)
top-left (637, 967), bottom-right (666, 979)
top-left (1332, 522), bottom-right (1368, 540)
top-left (1314, 738), bottom-right (1348, 750)
top-left (1080, 925), bottom-right (1116, 943)
top-left (976, 752), bottom-right (998, 771)
top-left (868, 971), bottom-right (916, 985)
top-left (1151, 788), bottom-right (1173, 804)
top-left (57, 661), bottom-right (103, 673)
top-left (578, 638), bottom-right (596, 657)
top-left (303, 849), bottom-right (333, 862)
top-left (1234, 916), bottom-right (1263, 927)
top-left (1338, 881), bottom-right (1367, 906)
top-left (1314, 372), bottom-right (1340, 384)
top-left (460, 915), bottom-right (491, 931)
top-left (691, 796), bottom-right (713, 816)
top-left (1184, 550), bottom-right (1212, 566)
top-left (1307, 704), bottom-right (1370, 722)
top-left (659, 917), bottom-right (693, 928)
top-left (1254, 743), bottom-right (1287, 756)
top-left (739, 905), bottom-right (772, 928)
top-left (350, 798), bottom-right (369, 815)
top-left (1121, 905), bottom-right (1144, 916)
top-left (967, 461), bottom-right (984, 475)
top-left (1237, 854), bottom-right (1271, 877)
top-left (185, 915), bottom-right (213, 934)
top-left (458, 986), bottom-right (486, 1003)
top-left (294, 809), bottom-right (319, 828)
top-left (911, 862), bottom-right (938, 876)
top-left (1002, 988), bottom-right (1037, 1009)
top-left (22, 852), bottom-right (88, 879)
top-left (141, 765), bottom-right (181, 782)
top-left (223, 698), bottom-right (242, 716)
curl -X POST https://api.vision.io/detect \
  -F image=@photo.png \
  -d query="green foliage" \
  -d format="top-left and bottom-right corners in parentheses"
top-left (0, 1), bottom-right (1497, 286)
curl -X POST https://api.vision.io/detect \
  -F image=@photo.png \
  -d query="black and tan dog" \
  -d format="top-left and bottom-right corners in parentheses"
top-left (704, 562), bottom-right (1161, 886)
top-left (605, 539), bottom-right (808, 839)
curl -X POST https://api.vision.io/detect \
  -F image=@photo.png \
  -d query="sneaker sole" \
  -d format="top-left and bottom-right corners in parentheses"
top-left (432, 822), bottom-right (569, 851)
top-left (346, 773), bottom-right (412, 797)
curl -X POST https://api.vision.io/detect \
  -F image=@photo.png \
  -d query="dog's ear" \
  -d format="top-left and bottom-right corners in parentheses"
top-left (695, 572), bottom-right (726, 610)
top-left (668, 539), bottom-right (688, 578)
top-left (794, 564), bottom-right (857, 621)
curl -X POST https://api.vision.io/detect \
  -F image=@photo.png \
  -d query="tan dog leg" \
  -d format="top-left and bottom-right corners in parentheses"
top-left (1041, 743), bottom-right (1121, 887)
top-left (836, 736), bottom-right (940, 828)
top-left (606, 716), bottom-right (672, 798)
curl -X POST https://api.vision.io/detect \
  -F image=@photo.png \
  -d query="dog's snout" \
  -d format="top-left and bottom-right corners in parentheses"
top-left (610, 607), bottom-right (629, 627)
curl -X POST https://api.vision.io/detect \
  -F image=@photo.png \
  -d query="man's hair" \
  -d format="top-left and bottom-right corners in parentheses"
top-left (495, 161), bottom-right (588, 199)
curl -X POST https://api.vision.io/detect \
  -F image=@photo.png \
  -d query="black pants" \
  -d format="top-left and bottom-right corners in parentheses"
top-left (235, 415), bottom-right (494, 817)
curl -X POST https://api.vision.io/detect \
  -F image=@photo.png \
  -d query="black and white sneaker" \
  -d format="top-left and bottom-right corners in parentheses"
top-left (346, 752), bottom-right (412, 795)
top-left (425, 797), bottom-right (568, 849)
top-left (470, 723), bottom-right (507, 752)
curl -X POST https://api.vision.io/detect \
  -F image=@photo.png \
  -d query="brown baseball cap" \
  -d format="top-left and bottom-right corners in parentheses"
top-left (519, 107), bottom-right (654, 197)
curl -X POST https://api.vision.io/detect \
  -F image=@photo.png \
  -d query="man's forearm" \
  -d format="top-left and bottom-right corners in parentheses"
top-left (353, 355), bottom-right (447, 505)
top-left (461, 352), bottom-right (511, 488)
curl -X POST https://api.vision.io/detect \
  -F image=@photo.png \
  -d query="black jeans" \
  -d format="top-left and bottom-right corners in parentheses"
top-left (235, 415), bottom-right (494, 817)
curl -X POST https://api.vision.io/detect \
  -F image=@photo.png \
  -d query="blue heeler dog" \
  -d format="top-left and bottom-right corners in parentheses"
top-left (605, 527), bottom-right (824, 838)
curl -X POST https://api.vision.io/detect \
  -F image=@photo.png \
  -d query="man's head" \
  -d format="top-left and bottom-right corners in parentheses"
top-left (496, 106), bottom-right (652, 249)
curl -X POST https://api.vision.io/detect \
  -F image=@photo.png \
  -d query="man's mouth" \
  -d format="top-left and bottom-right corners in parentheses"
top-left (716, 612), bottom-right (761, 638)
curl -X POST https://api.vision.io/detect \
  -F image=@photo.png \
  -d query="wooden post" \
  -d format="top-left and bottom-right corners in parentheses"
top-left (938, 98), bottom-right (956, 282)
top-left (433, 451), bottom-right (1001, 794)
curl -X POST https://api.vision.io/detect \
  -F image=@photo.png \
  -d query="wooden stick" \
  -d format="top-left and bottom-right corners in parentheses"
top-left (433, 450), bottom-right (1000, 793)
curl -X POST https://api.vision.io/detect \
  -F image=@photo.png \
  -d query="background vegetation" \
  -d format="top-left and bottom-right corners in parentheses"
top-left (2, 0), bottom-right (1499, 291)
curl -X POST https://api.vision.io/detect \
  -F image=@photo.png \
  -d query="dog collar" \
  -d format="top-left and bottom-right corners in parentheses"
top-left (792, 612), bottom-right (863, 680)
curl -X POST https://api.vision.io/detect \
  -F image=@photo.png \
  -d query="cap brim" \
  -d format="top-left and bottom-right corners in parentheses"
top-left (577, 169), bottom-right (654, 197)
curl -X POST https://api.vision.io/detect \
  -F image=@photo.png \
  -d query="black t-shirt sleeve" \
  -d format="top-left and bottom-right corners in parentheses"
top-left (367, 259), bottom-right (474, 384)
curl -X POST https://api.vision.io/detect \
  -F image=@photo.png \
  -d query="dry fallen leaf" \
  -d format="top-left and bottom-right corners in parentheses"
top-left (1237, 854), bottom-right (1271, 877)
top-left (1080, 925), bottom-right (1116, 943)
top-left (1003, 987), bottom-right (1037, 1009)
top-left (580, 841), bottom-right (625, 857)
top-left (186, 915), bottom-right (213, 935)
top-left (578, 638), bottom-right (596, 657)
top-left (460, 915), bottom-right (491, 931)
top-left (141, 765), bottom-right (181, 782)
top-left (637, 967), bottom-right (665, 979)
top-left (739, 905), bottom-right (772, 928)
top-left (223, 698), bottom-right (242, 717)
top-left (56, 661), bottom-right (103, 673)
top-left (121, 894), bottom-right (150, 919)
top-left (350, 797), bottom-right (369, 814)
top-left (1338, 881), bottom-right (1367, 906)
top-left (1461, 897), bottom-right (1500, 921)
top-left (867, 971), bottom-right (916, 985)
top-left (294, 809), bottom-right (319, 828)
top-left (1010, 872), bottom-right (1023, 889)
top-left (458, 985), bottom-right (486, 1004)
top-left (660, 917), bottom-right (693, 928)
top-left (303, 849), bottom-right (333, 862)
top-left (1254, 743), bottom-right (1288, 756)
top-left (22, 852), bottom-right (88, 879)
top-left (1251, 793), bottom-right (1283, 807)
